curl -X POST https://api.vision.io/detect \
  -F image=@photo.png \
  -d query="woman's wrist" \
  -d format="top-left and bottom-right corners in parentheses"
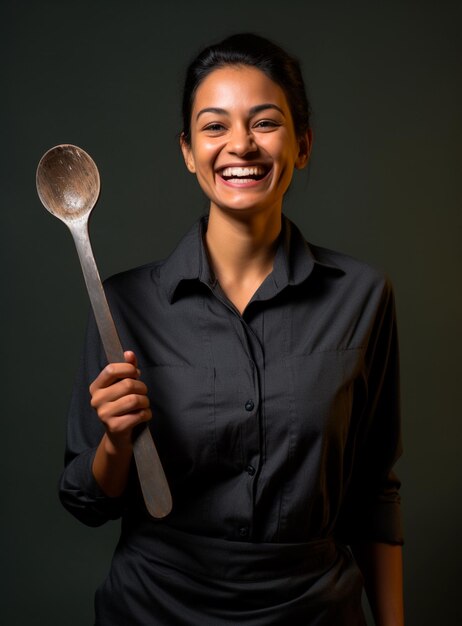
top-left (103, 432), bottom-right (134, 457)
top-left (92, 433), bottom-right (134, 497)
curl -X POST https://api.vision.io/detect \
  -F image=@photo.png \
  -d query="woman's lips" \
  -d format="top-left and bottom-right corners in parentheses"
top-left (217, 164), bottom-right (271, 187)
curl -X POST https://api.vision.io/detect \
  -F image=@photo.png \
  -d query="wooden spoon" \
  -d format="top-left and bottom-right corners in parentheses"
top-left (36, 144), bottom-right (172, 518)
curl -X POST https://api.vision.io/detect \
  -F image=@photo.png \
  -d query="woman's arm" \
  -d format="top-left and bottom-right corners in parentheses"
top-left (90, 350), bottom-right (152, 497)
top-left (352, 541), bottom-right (404, 626)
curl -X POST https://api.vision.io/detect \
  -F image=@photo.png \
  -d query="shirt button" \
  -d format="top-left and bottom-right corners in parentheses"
top-left (239, 527), bottom-right (249, 537)
top-left (246, 465), bottom-right (256, 476)
top-left (245, 400), bottom-right (254, 412)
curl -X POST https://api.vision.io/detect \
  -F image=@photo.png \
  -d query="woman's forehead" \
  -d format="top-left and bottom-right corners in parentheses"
top-left (192, 66), bottom-right (289, 114)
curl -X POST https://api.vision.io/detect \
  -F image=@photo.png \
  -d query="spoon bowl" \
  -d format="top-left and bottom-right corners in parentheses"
top-left (36, 144), bottom-right (100, 223)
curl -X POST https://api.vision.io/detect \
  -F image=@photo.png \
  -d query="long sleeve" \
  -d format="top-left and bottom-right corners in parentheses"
top-left (58, 309), bottom-right (127, 526)
top-left (337, 277), bottom-right (403, 545)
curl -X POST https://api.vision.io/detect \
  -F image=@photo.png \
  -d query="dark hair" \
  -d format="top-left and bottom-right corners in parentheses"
top-left (181, 33), bottom-right (311, 145)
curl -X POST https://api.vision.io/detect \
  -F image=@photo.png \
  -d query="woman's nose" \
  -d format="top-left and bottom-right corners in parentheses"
top-left (227, 125), bottom-right (257, 156)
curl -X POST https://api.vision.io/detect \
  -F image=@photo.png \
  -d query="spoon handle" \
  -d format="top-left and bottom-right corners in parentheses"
top-left (70, 220), bottom-right (173, 519)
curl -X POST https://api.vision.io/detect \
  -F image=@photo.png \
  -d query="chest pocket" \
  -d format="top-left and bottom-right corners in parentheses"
top-left (143, 364), bottom-right (217, 482)
top-left (286, 348), bottom-right (364, 450)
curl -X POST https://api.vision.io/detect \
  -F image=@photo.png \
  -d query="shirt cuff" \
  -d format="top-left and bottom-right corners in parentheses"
top-left (337, 496), bottom-right (404, 546)
top-left (59, 447), bottom-right (125, 526)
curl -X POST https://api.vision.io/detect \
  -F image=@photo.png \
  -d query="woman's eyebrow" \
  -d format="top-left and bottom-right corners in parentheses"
top-left (196, 103), bottom-right (285, 120)
top-left (250, 103), bottom-right (285, 116)
top-left (196, 107), bottom-right (228, 120)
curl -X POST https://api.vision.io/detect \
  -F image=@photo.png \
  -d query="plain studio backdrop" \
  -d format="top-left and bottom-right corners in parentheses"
top-left (1, 1), bottom-right (461, 624)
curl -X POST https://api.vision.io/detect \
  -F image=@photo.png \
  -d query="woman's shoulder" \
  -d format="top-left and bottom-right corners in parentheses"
top-left (308, 240), bottom-right (393, 293)
top-left (100, 259), bottom-right (168, 309)
top-left (103, 259), bottom-right (163, 286)
top-left (102, 218), bottom-right (204, 296)
top-left (285, 217), bottom-right (393, 295)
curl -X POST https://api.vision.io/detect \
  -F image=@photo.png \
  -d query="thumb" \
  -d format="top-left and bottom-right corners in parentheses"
top-left (124, 350), bottom-right (138, 368)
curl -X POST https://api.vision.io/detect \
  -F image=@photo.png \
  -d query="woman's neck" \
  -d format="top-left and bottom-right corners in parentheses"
top-left (204, 206), bottom-right (282, 313)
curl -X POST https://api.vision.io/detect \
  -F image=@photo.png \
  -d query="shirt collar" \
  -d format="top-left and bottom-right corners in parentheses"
top-left (161, 214), bottom-right (343, 304)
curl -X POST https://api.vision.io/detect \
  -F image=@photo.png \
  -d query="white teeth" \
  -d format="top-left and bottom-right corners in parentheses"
top-left (221, 166), bottom-right (266, 178)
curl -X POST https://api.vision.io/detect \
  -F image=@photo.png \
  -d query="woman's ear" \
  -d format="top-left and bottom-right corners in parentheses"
top-left (295, 129), bottom-right (313, 170)
top-left (180, 133), bottom-right (196, 173)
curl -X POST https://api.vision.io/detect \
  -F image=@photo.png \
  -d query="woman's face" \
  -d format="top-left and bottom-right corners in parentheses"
top-left (181, 65), bottom-right (311, 217)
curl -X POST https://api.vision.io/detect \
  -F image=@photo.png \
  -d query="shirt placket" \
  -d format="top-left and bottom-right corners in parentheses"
top-left (237, 314), bottom-right (265, 540)
top-left (210, 285), bottom-right (265, 541)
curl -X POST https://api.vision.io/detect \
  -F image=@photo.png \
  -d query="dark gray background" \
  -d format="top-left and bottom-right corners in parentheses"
top-left (1, 1), bottom-right (461, 624)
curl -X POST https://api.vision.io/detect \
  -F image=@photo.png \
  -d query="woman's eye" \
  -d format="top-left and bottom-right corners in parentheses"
top-left (254, 119), bottom-right (280, 130)
top-left (203, 123), bottom-right (226, 132)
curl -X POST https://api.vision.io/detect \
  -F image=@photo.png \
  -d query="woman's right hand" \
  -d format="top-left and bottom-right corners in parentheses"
top-left (89, 350), bottom-right (152, 454)
top-left (90, 350), bottom-right (152, 497)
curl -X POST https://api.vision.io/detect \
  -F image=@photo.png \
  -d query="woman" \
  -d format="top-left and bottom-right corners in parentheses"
top-left (60, 33), bottom-right (404, 625)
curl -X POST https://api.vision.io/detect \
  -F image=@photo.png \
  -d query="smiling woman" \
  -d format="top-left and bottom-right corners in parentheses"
top-left (180, 65), bottom-right (309, 224)
top-left (59, 33), bottom-right (404, 625)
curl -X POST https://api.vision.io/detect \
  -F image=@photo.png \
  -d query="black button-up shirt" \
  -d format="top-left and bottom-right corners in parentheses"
top-left (60, 215), bottom-right (403, 546)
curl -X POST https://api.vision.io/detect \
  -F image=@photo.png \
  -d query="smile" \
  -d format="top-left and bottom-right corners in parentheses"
top-left (218, 165), bottom-right (271, 186)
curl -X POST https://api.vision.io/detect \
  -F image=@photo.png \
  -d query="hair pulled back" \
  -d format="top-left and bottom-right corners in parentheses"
top-left (181, 33), bottom-right (311, 145)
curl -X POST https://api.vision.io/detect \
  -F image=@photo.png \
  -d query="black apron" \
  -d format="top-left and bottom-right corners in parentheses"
top-left (95, 523), bottom-right (366, 625)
